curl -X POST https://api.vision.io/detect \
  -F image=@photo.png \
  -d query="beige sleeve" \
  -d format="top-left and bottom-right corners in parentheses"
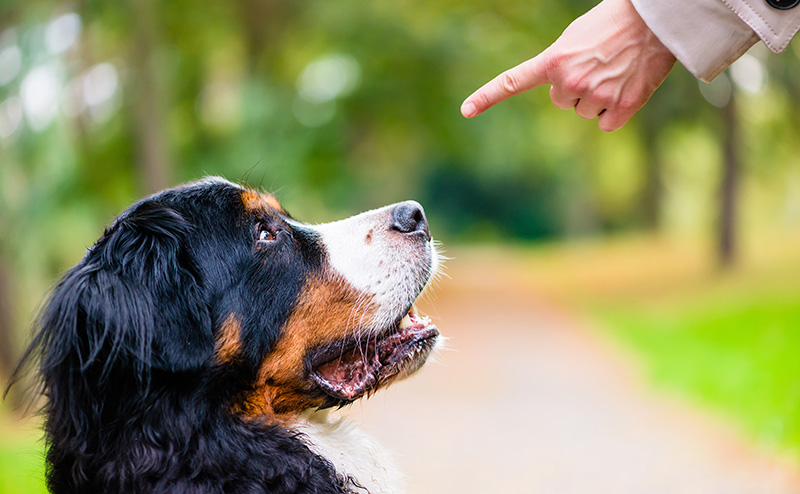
top-left (630, 0), bottom-right (800, 82)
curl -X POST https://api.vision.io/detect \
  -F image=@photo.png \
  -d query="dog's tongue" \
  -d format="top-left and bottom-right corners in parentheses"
top-left (313, 348), bottom-right (378, 400)
top-left (311, 313), bottom-right (437, 401)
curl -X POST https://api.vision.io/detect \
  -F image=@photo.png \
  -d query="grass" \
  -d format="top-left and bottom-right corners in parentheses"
top-left (0, 412), bottom-right (47, 494)
top-left (594, 288), bottom-right (800, 457)
top-left (504, 231), bottom-right (800, 460)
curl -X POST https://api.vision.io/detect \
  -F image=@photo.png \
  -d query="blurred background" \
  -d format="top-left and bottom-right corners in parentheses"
top-left (1, 0), bottom-right (799, 492)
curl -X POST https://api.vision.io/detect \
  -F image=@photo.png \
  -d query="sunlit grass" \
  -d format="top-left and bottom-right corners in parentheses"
top-left (0, 412), bottom-right (46, 494)
top-left (594, 290), bottom-right (800, 457)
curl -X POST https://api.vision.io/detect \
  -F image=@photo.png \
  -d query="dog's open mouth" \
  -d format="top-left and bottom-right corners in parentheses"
top-left (309, 309), bottom-right (439, 402)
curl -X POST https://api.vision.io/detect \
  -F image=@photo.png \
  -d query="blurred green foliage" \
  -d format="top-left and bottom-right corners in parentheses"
top-left (1, 0), bottom-right (798, 270)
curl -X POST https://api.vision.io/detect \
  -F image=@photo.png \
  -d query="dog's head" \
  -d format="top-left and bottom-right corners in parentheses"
top-left (29, 177), bottom-right (441, 422)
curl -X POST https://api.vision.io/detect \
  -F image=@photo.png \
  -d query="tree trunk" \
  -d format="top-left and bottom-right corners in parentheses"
top-left (0, 258), bottom-right (21, 409)
top-left (236, 0), bottom-right (271, 76)
top-left (719, 93), bottom-right (740, 269)
top-left (130, 0), bottom-right (172, 193)
top-left (641, 126), bottom-right (663, 231)
top-left (234, 0), bottom-right (302, 76)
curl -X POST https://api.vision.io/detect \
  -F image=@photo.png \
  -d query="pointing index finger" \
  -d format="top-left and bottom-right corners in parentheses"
top-left (461, 54), bottom-right (550, 118)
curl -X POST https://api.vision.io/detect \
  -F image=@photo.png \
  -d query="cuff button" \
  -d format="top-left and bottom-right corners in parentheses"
top-left (767, 0), bottom-right (800, 9)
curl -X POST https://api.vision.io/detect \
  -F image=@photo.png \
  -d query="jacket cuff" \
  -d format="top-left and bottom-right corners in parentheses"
top-left (630, 0), bottom-right (758, 82)
top-left (721, 0), bottom-right (800, 54)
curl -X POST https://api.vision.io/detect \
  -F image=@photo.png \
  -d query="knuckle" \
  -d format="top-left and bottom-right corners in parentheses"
top-left (549, 90), bottom-right (571, 110)
top-left (615, 97), bottom-right (640, 114)
top-left (599, 114), bottom-right (623, 132)
top-left (545, 52), bottom-right (564, 74)
top-left (476, 92), bottom-right (493, 110)
top-left (602, 121), bottom-right (622, 132)
top-left (500, 71), bottom-right (520, 94)
top-left (575, 106), bottom-right (597, 120)
top-left (592, 90), bottom-right (614, 108)
top-left (562, 76), bottom-right (585, 96)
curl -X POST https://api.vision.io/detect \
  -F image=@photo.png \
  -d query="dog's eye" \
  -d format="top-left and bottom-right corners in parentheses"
top-left (256, 226), bottom-right (277, 245)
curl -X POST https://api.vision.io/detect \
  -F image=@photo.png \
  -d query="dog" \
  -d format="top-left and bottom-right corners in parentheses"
top-left (12, 177), bottom-right (442, 493)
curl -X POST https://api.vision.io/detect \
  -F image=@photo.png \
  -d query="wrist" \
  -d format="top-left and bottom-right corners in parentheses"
top-left (614, 0), bottom-right (676, 61)
top-left (629, 0), bottom-right (756, 81)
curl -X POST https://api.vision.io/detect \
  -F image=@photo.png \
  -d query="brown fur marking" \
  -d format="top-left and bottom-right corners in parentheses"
top-left (241, 190), bottom-right (286, 215)
top-left (215, 313), bottom-right (242, 363)
top-left (237, 271), bottom-right (375, 418)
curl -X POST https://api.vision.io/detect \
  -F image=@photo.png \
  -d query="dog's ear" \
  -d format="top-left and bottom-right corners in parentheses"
top-left (39, 201), bottom-right (213, 379)
top-left (105, 201), bottom-right (213, 372)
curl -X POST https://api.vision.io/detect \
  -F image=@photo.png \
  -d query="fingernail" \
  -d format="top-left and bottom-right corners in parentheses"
top-left (461, 102), bottom-right (477, 118)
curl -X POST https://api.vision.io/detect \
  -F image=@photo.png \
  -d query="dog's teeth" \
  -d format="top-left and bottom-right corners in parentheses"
top-left (399, 314), bottom-right (413, 329)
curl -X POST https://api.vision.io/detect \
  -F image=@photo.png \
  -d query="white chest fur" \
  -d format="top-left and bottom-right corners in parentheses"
top-left (292, 410), bottom-right (406, 494)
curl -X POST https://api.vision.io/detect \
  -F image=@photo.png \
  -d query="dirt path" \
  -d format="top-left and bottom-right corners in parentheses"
top-left (347, 252), bottom-right (800, 493)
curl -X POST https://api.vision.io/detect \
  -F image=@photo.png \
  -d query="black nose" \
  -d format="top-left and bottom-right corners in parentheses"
top-left (391, 201), bottom-right (430, 240)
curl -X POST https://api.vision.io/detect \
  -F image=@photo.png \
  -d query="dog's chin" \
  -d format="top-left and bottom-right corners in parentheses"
top-left (308, 309), bottom-right (439, 403)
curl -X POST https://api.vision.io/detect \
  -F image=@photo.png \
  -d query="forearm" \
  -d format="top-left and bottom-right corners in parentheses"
top-left (631, 0), bottom-right (800, 81)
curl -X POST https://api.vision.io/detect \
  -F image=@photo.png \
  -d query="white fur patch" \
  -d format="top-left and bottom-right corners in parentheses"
top-left (293, 410), bottom-right (406, 494)
top-left (312, 205), bottom-right (436, 332)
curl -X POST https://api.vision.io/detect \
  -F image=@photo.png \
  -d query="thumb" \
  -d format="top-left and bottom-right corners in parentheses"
top-left (461, 53), bottom-right (551, 118)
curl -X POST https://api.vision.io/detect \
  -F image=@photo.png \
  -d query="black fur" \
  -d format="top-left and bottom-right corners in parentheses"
top-left (9, 179), bottom-right (358, 494)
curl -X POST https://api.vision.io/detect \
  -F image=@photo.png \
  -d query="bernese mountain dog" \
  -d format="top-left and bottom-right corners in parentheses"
top-left (11, 177), bottom-right (442, 494)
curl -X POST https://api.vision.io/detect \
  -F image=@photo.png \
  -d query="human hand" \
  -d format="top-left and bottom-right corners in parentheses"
top-left (460, 0), bottom-right (677, 132)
